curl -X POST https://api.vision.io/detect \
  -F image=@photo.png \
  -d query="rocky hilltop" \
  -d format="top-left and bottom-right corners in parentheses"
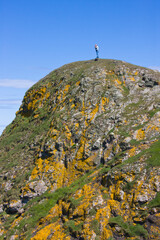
top-left (0, 59), bottom-right (160, 239)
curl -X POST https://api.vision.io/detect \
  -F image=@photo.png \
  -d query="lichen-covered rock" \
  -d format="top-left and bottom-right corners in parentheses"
top-left (0, 59), bottom-right (160, 239)
top-left (21, 180), bottom-right (48, 201)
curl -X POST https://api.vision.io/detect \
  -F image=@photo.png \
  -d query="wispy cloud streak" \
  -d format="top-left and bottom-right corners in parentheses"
top-left (0, 79), bottom-right (36, 88)
top-left (0, 99), bottom-right (22, 105)
top-left (149, 66), bottom-right (160, 72)
top-left (0, 99), bottom-right (22, 109)
top-left (0, 106), bottom-right (19, 109)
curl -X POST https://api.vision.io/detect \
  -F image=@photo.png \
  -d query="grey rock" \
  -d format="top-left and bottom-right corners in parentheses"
top-left (145, 81), bottom-right (154, 88)
top-left (142, 74), bottom-right (159, 88)
top-left (154, 179), bottom-right (160, 192)
top-left (119, 190), bottom-right (125, 200)
top-left (124, 137), bottom-right (132, 143)
top-left (136, 194), bottom-right (149, 203)
top-left (4, 181), bottom-right (12, 191)
top-left (115, 226), bottom-right (122, 232)
top-left (0, 204), bottom-right (3, 213)
top-left (21, 180), bottom-right (48, 200)
top-left (119, 141), bottom-right (130, 151)
top-left (6, 200), bottom-right (23, 214)
top-left (10, 236), bottom-right (19, 240)
top-left (92, 138), bottom-right (101, 150)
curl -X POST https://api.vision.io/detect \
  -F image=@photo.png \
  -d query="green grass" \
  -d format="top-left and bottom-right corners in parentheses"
top-left (122, 85), bottom-right (130, 96)
top-left (6, 169), bottom-right (96, 238)
top-left (89, 208), bottom-right (97, 216)
top-left (90, 219), bottom-right (100, 235)
top-left (0, 108), bottom-right (52, 202)
top-left (69, 196), bottom-right (84, 209)
top-left (123, 179), bottom-right (137, 193)
top-left (148, 108), bottom-right (160, 118)
top-left (64, 220), bottom-right (83, 234)
top-left (99, 167), bottom-right (110, 174)
top-left (117, 128), bottom-right (130, 137)
top-left (129, 139), bottom-right (140, 146)
top-left (148, 192), bottom-right (160, 208)
top-left (146, 139), bottom-right (160, 167)
top-left (132, 123), bottom-right (147, 131)
top-left (124, 101), bottom-right (143, 115)
top-left (2, 214), bottom-right (16, 231)
top-left (112, 137), bottom-right (160, 171)
top-left (109, 216), bottom-right (148, 238)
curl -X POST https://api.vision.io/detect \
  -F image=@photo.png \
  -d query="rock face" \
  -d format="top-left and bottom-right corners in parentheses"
top-left (0, 59), bottom-right (160, 239)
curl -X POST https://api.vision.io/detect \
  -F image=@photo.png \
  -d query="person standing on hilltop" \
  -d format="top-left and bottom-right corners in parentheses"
top-left (95, 44), bottom-right (99, 59)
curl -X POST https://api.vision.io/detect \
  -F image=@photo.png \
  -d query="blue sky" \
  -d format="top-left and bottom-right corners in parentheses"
top-left (0, 0), bottom-right (160, 135)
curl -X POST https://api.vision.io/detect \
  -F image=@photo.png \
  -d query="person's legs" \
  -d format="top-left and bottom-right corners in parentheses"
top-left (96, 50), bottom-right (99, 58)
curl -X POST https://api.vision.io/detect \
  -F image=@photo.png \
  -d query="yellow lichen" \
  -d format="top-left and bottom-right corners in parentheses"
top-left (90, 103), bottom-right (99, 121)
top-left (11, 216), bottom-right (23, 228)
top-left (101, 97), bottom-right (109, 112)
top-left (31, 222), bottom-right (68, 240)
top-left (115, 78), bottom-right (122, 85)
top-left (128, 146), bottom-right (136, 157)
top-left (20, 87), bottom-right (50, 116)
top-left (135, 129), bottom-right (145, 140)
top-left (129, 76), bottom-right (135, 81)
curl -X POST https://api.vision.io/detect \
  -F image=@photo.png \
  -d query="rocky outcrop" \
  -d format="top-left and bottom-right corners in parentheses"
top-left (0, 59), bottom-right (160, 239)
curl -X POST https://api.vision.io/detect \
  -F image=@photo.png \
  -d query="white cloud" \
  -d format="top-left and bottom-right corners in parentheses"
top-left (0, 99), bottom-right (22, 105)
top-left (0, 79), bottom-right (36, 88)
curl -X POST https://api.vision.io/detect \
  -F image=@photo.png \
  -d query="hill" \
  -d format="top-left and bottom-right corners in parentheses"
top-left (0, 59), bottom-right (160, 239)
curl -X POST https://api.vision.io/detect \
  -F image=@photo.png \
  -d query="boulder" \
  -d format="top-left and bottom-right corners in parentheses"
top-left (142, 74), bottom-right (159, 88)
top-left (21, 180), bottom-right (48, 201)
top-left (6, 200), bottom-right (22, 214)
